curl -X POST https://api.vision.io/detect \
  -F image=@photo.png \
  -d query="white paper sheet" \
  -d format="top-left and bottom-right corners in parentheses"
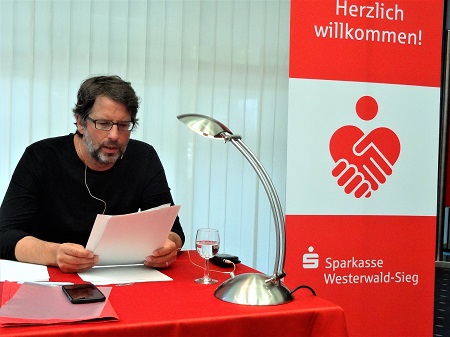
top-left (78, 264), bottom-right (172, 285)
top-left (86, 204), bottom-right (181, 266)
top-left (0, 260), bottom-right (49, 282)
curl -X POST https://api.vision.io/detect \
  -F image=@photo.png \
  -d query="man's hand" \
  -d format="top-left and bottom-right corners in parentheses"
top-left (56, 243), bottom-right (99, 273)
top-left (15, 236), bottom-right (98, 273)
top-left (144, 233), bottom-right (181, 269)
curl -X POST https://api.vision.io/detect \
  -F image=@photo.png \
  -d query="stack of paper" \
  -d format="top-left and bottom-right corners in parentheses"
top-left (86, 204), bottom-right (180, 265)
top-left (79, 264), bottom-right (172, 285)
top-left (81, 204), bottom-right (180, 284)
top-left (0, 260), bottom-right (49, 282)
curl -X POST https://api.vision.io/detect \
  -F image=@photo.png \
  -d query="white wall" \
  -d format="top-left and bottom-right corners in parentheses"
top-left (0, 0), bottom-right (289, 274)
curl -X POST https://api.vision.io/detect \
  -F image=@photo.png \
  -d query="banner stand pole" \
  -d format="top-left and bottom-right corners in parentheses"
top-left (437, 2), bottom-right (450, 266)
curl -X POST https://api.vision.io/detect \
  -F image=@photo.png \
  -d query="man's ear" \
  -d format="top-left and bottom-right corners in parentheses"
top-left (75, 115), bottom-right (84, 135)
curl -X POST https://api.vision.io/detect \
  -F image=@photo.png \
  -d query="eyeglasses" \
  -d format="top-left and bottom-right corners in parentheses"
top-left (85, 116), bottom-right (134, 131)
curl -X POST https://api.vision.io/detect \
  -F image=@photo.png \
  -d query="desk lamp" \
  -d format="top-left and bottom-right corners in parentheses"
top-left (177, 114), bottom-right (293, 305)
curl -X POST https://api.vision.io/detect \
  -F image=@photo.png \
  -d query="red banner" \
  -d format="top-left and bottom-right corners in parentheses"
top-left (286, 1), bottom-right (443, 336)
top-left (289, 0), bottom-right (443, 86)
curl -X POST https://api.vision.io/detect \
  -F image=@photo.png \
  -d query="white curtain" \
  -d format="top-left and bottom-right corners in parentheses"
top-left (0, 0), bottom-right (290, 274)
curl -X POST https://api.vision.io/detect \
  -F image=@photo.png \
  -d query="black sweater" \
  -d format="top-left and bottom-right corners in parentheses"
top-left (0, 134), bottom-right (184, 260)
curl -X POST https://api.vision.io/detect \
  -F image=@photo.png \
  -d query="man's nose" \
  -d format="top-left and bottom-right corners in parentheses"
top-left (107, 124), bottom-right (120, 140)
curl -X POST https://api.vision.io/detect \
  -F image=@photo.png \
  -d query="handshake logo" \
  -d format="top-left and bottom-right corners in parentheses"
top-left (329, 96), bottom-right (401, 198)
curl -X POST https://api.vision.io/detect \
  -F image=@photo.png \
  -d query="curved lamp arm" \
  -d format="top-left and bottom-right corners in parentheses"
top-left (228, 137), bottom-right (286, 281)
top-left (177, 114), bottom-right (286, 282)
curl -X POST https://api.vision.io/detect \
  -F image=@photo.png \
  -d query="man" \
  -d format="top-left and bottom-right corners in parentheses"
top-left (0, 75), bottom-right (184, 273)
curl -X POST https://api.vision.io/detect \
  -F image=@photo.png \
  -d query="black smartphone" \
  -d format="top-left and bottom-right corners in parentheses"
top-left (62, 283), bottom-right (106, 304)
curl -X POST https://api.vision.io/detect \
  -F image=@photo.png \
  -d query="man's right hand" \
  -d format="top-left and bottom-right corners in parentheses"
top-left (56, 243), bottom-right (99, 273)
top-left (15, 236), bottom-right (98, 273)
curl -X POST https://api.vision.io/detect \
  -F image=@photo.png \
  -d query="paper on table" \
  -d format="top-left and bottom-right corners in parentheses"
top-left (86, 204), bottom-right (181, 266)
top-left (78, 264), bottom-right (172, 285)
top-left (0, 282), bottom-right (117, 326)
top-left (0, 260), bottom-right (49, 282)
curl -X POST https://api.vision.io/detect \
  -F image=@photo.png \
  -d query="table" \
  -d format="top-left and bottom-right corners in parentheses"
top-left (1, 252), bottom-right (348, 336)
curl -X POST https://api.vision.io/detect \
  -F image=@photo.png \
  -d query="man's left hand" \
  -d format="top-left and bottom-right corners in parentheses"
top-left (144, 236), bottom-right (180, 268)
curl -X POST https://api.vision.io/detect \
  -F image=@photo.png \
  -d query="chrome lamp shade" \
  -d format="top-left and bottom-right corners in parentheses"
top-left (177, 113), bottom-right (293, 306)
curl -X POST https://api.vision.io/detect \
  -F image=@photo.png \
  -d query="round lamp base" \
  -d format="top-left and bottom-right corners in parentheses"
top-left (214, 273), bottom-right (293, 305)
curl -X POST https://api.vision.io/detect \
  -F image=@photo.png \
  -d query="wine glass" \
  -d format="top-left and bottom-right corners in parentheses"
top-left (195, 228), bottom-right (220, 284)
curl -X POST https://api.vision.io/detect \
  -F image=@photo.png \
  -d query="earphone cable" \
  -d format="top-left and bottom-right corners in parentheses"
top-left (84, 164), bottom-right (107, 214)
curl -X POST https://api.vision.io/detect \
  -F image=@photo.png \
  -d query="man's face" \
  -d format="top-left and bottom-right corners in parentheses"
top-left (77, 96), bottom-right (132, 168)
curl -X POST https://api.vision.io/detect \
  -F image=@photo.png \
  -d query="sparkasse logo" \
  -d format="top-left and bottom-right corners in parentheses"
top-left (303, 246), bottom-right (319, 269)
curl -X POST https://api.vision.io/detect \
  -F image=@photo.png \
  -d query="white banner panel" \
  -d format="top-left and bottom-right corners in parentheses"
top-left (287, 79), bottom-right (440, 216)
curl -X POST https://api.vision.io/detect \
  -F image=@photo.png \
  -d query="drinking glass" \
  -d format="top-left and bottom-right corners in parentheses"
top-left (195, 228), bottom-right (220, 284)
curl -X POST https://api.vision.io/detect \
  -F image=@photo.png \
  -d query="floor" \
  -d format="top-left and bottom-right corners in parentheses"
top-left (435, 266), bottom-right (450, 337)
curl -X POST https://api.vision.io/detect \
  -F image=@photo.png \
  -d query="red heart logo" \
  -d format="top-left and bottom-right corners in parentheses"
top-left (329, 125), bottom-right (401, 198)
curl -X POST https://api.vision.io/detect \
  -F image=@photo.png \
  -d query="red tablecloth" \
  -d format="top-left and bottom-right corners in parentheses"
top-left (0, 252), bottom-right (348, 336)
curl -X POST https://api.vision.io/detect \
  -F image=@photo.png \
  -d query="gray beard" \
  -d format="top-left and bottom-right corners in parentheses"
top-left (82, 132), bottom-right (125, 165)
